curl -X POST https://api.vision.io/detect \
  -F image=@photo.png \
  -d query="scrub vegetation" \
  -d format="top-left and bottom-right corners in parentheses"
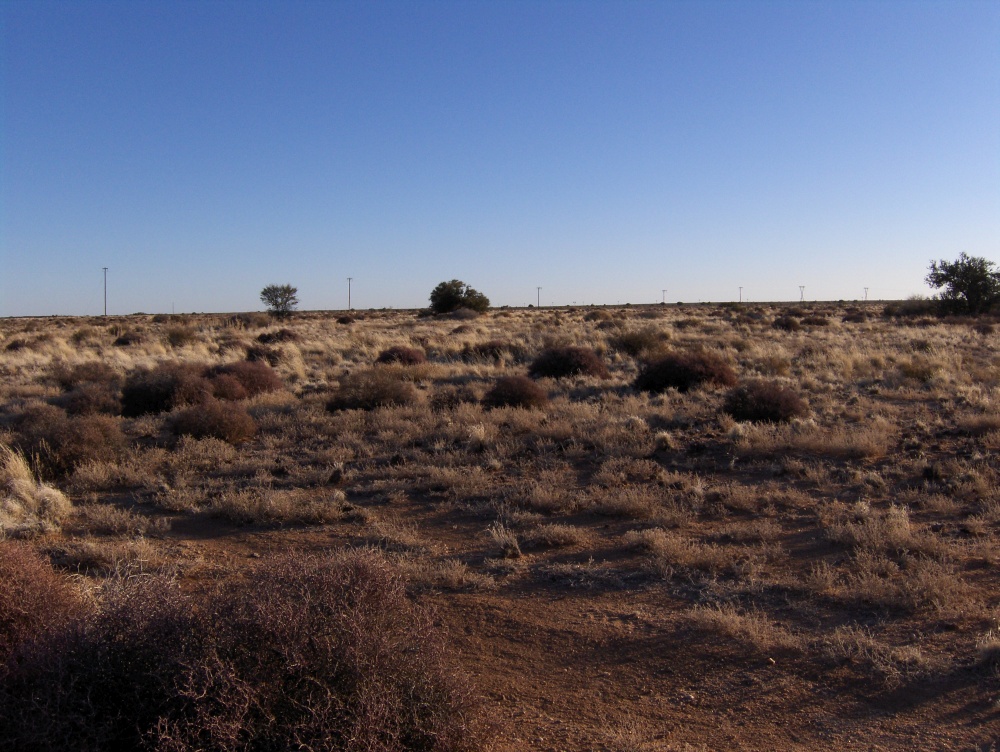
top-left (1, 301), bottom-right (998, 750)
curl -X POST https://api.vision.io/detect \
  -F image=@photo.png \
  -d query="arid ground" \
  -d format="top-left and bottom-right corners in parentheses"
top-left (1, 303), bottom-right (998, 750)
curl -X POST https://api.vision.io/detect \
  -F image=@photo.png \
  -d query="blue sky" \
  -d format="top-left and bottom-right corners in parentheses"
top-left (2, 0), bottom-right (998, 315)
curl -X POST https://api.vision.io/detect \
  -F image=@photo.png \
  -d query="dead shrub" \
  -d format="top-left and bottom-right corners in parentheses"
top-left (15, 405), bottom-right (126, 476)
top-left (482, 376), bottom-right (549, 410)
top-left (121, 363), bottom-right (212, 417)
top-left (210, 360), bottom-right (283, 397)
top-left (528, 346), bottom-right (609, 379)
top-left (376, 346), bottom-right (427, 365)
top-left (0, 551), bottom-right (483, 751)
top-left (430, 384), bottom-right (480, 411)
top-left (170, 399), bottom-right (257, 444)
top-left (327, 369), bottom-right (417, 411)
top-left (0, 541), bottom-right (85, 663)
top-left (722, 380), bottom-right (807, 423)
top-left (634, 350), bottom-right (737, 393)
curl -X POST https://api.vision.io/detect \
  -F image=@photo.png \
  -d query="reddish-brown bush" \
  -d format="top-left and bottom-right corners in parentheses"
top-left (211, 361), bottom-right (283, 397)
top-left (52, 381), bottom-right (122, 416)
top-left (609, 326), bottom-right (669, 357)
top-left (461, 340), bottom-right (527, 363)
top-left (53, 362), bottom-right (122, 390)
top-left (482, 376), bottom-right (549, 410)
top-left (209, 373), bottom-right (249, 401)
top-left (0, 551), bottom-right (483, 751)
top-left (0, 541), bottom-right (85, 663)
top-left (245, 344), bottom-right (282, 365)
top-left (801, 315), bottom-right (829, 327)
top-left (376, 346), bottom-right (427, 365)
top-left (16, 405), bottom-right (126, 475)
top-left (634, 351), bottom-right (737, 393)
top-left (722, 380), bottom-right (808, 423)
top-left (121, 363), bottom-right (212, 416)
top-left (170, 399), bottom-right (257, 444)
top-left (327, 370), bottom-right (417, 412)
top-left (528, 346), bottom-right (609, 379)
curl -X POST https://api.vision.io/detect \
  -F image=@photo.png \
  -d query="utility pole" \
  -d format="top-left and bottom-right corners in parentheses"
top-left (347, 278), bottom-right (353, 310)
top-left (662, 289), bottom-right (667, 304)
top-left (537, 287), bottom-right (542, 308)
top-left (739, 287), bottom-right (743, 303)
top-left (864, 287), bottom-right (869, 302)
top-left (102, 267), bottom-right (108, 316)
top-left (799, 285), bottom-right (805, 302)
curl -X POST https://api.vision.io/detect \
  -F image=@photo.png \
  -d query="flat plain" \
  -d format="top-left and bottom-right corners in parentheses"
top-left (1, 303), bottom-right (998, 750)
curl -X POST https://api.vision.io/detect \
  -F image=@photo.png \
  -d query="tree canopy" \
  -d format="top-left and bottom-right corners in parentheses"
top-left (925, 253), bottom-right (1000, 315)
top-left (260, 284), bottom-right (299, 317)
top-left (429, 280), bottom-right (490, 314)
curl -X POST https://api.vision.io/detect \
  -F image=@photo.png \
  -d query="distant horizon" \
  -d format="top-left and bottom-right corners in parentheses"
top-left (3, 1), bottom-right (997, 317)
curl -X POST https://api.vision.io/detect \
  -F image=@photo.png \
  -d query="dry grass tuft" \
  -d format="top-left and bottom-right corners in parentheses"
top-left (0, 444), bottom-right (73, 537)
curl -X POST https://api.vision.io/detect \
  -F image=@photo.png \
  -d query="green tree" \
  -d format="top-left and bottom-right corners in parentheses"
top-left (925, 253), bottom-right (1000, 315)
top-left (260, 284), bottom-right (299, 318)
top-left (429, 280), bottom-right (490, 314)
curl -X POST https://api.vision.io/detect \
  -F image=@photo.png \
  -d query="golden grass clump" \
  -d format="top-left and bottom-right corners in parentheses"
top-left (0, 444), bottom-right (72, 537)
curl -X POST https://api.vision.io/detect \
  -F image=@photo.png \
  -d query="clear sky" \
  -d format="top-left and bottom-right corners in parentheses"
top-left (1, 0), bottom-right (998, 316)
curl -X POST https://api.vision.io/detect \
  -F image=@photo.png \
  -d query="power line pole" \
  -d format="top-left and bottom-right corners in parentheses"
top-left (537, 287), bottom-right (542, 308)
top-left (347, 277), bottom-right (353, 310)
top-left (799, 285), bottom-right (805, 302)
top-left (864, 287), bottom-right (869, 302)
top-left (102, 267), bottom-right (108, 316)
top-left (662, 289), bottom-right (667, 304)
top-left (739, 286), bottom-right (743, 303)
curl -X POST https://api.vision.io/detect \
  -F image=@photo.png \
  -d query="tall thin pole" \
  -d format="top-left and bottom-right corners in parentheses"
top-left (799, 285), bottom-right (805, 302)
top-left (102, 267), bottom-right (108, 316)
top-left (347, 277), bottom-right (353, 310)
top-left (662, 289), bottom-right (667, 303)
top-left (864, 287), bottom-right (869, 302)
top-left (537, 287), bottom-right (541, 308)
top-left (739, 286), bottom-right (743, 303)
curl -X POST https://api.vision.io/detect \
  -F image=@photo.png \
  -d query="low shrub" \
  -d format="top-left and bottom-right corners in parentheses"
top-left (165, 326), bottom-right (198, 347)
top-left (461, 340), bottom-right (527, 363)
top-left (121, 363), bottom-right (211, 417)
top-left (482, 376), bottom-right (549, 410)
top-left (723, 380), bottom-right (808, 423)
top-left (0, 551), bottom-right (483, 751)
top-left (15, 405), bottom-right (126, 476)
top-left (170, 399), bottom-right (257, 444)
top-left (772, 316), bottom-right (801, 332)
top-left (245, 344), bottom-right (283, 365)
top-left (0, 541), bottom-right (85, 663)
top-left (609, 326), bottom-right (669, 357)
top-left (336, 315), bottom-right (355, 325)
top-left (528, 346), bottom-right (609, 379)
top-left (256, 328), bottom-right (299, 344)
top-left (327, 369), bottom-right (417, 411)
top-left (53, 362), bottom-right (122, 390)
top-left (209, 373), bottom-right (249, 401)
top-left (112, 330), bottom-right (143, 347)
top-left (52, 381), bottom-right (122, 416)
top-left (376, 346), bottom-right (427, 365)
top-left (883, 297), bottom-right (937, 318)
top-left (801, 315), bottom-right (829, 327)
top-left (634, 351), bottom-right (737, 393)
top-left (211, 361), bottom-right (283, 397)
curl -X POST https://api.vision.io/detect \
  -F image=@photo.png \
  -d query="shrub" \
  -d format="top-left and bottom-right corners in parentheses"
top-left (0, 551), bottom-right (483, 751)
top-left (170, 399), bottom-right (257, 444)
top-left (211, 361), bottom-right (283, 397)
top-left (528, 346), bottom-right (609, 379)
top-left (15, 406), bottom-right (126, 476)
top-left (53, 361), bottom-right (122, 390)
top-left (260, 283), bottom-right (299, 318)
top-left (609, 326), bottom-right (669, 356)
top-left (121, 363), bottom-right (212, 417)
top-left (772, 315), bottom-right (801, 332)
top-left (461, 340), bottom-right (526, 363)
top-left (245, 344), bottom-right (283, 365)
top-left (634, 350), bottom-right (737, 393)
top-left (482, 376), bottom-right (549, 410)
top-left (327, 369), bottom-right (417, 411)
top-left (165, 326), bottom-right (198, 347)
top-left (112, 329), bottom-right (143, 347)
top-left (801, 315), bottom-right (829, 327)
top-left (376, 346), bottom-right (427, 365)
top-left (429, 280), bottom-right (490, 314)
top-left (0, 541), bottom-right (85, 663)
top-left (209, 373), bottom-right (249, 401)
top-left (883, 296), bottom-right (937, 318)
top-left (256, 328), bottom-right (299, 344)
top-left (722, 380), bottom-right (808, 423)
top-left (336, 315), bottom-right (355, 325)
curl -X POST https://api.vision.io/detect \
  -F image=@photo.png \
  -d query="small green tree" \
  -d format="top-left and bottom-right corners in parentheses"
top-left (429, 280), bottom-right (490, 314)
top-left (260, 284), bottom-right (299, 318)
top-left (925, 253), bottom-right (1000, 315)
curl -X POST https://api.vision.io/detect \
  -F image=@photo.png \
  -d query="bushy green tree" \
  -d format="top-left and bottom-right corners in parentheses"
top-left (925, 253), bottom-right (1000, 315)
top-left (429, 280), bottom-right (490, 314)
top-left (260, 284), bottom-right (299, 318)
